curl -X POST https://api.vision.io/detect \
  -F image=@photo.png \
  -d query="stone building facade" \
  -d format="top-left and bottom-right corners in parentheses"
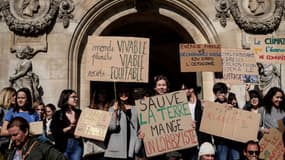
top-left (0, 0), bottom-right (284, 107)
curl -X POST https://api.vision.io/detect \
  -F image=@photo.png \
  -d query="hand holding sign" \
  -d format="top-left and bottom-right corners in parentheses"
top-left (86, 36), bottom-right (150, 83)
top-left (200, 101), bottom-right (260, 143)
top-left (135, 91), bottom-right (198, 157)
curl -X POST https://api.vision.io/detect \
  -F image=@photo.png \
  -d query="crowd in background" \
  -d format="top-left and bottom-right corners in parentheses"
top-left (0, 74), bottom-right (284, 160)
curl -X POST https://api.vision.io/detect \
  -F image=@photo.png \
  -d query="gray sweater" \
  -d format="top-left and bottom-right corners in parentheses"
top-left (258, 106), bottom-right (285, 129)
top-left (104, 106), bottom-right (142, 159)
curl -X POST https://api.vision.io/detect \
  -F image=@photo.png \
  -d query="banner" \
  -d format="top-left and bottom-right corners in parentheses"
top-left (86, 36), bottom-right (150, 82)
top-left (75, 108), bottom-right (112, 141)
top-left (29, 121), bottom-right (43, 135)
top-left (220, 48), bottom-right (258, 84)
top-left (250, 35), bottom-right (285, 63)
top-left (200, 101), bottom-right (260, 143)
top-left (135, 91), bottom-right (198, 157)
top-left (259, 128), bottom-right (284, 160)
top-left (179, 44), bottom-right (222, 72)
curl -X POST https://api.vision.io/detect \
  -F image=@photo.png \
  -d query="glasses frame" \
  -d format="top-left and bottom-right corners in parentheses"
top-left (247, 150), bottom-right (260, 156)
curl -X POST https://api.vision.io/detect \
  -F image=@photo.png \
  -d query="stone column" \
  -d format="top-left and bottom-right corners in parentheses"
top-left (202, 72), bottom-right (215, 101)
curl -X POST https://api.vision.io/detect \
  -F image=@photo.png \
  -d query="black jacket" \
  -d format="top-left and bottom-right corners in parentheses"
top-left (50, 108), bottom-right (82, 152)
top-left (7, 137), bottom-right (67, 160)
top-left (195, 99), bottom-right (212, 145)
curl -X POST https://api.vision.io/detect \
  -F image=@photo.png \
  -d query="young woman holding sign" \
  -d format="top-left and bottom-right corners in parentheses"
top-left (104, 85), bottom-right (143, 160)
top-left (50, 89), bottom-right (83, 160)
top-left (258, 87), bottom-right (285, 137)
top-left (152, 75), bottom-right (176, 160)
top-left (83, 87), bottom-right (112, 160)
top-left (153, 74), bottom-right (169, 95)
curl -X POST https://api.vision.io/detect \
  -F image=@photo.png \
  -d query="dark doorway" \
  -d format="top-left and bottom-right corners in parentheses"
top-left (90, 13), bottom-right (197, 98)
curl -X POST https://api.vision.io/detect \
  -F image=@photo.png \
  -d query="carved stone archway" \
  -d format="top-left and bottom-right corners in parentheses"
top-left (68, 0), bottom-right (220, 107)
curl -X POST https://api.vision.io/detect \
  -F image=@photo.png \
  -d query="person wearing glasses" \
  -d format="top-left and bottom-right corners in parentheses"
top-left (50, 89), bottom-right (83, 160)
top-left (243, 140), bottom-right (260, 160)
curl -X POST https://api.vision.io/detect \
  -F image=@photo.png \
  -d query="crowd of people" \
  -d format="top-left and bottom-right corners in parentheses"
top-left (0, 74), bottom-right (284, 160)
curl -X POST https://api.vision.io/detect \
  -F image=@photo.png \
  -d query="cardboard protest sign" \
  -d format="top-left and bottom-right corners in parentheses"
top-left (278, 119), bottom-right (285, 133)
top-left (200, 101), bottom-right (260, 143)
top-left (29, 121), bottom-right (43, 135)
top-left (136, 91), bottom-right (198, 157)
top-left (259, 128), bottom-right (285, 160)
top-left (250, 35), bottom-right (285, 63)
top-left (179, 44), bottom-right (222, 72)
top-left (220, 48), bottom-right (258, 84)
top-left (75, 108), bottom-right (112, 141)
top-left (86, 36), bottom-right (150, 82)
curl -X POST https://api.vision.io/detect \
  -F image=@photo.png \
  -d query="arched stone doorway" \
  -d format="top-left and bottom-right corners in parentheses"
top-left (68, 0), bottom-right (219, 107)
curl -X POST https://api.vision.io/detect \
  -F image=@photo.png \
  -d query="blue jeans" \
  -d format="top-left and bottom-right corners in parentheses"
top-left (229, 148), bottom-right (240, 160)
top-left (64, 138), bottom-right (83, 160)
top-left (216, 144), bottom-right (240, 160)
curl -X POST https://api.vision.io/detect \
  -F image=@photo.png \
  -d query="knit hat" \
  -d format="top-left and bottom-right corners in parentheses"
top-left (198, 142), bottom-right (215, 158)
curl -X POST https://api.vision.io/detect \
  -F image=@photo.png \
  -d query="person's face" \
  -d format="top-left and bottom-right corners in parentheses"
top-left (98, 91), bottom-right (107, 102)
top-left (8, 126), bottom-right (28, 149)
top-left (119, 90), bottom-right (129, 102)
top-left (155, 79), bottom-right (168, 95)
top-left (244, 144), bottom-right (260, 160)
top-left (200, 154), bottom-right (215, 160)
top-left (181, 84), bottom-right (193, 97)
top-left (68, 93), bottom-right (78, 107)
top-left (250, 97), bottom-right (259, 108)
top-left (17, 91), bottom-right (27, 108)
top-left (231, 99), bottom-right (238, 107)
top-left (36, 105), bottom-right (44, 116)
top-left (45, 107), bottom-right (54, 119)
top-left (272, 91), bottom-right (283, 107)
top-left (215, 91), bottom-right (227, 102)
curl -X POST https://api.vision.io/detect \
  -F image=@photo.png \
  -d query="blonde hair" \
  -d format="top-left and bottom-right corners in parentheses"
top-left (32, 101), bottom-right (44, 110)
top-left (0, 87), bottom-right (16, 109)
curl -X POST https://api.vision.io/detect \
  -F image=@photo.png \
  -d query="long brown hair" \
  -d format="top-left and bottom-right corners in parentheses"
top-left (90, 89), bottom-right (111, 111)
top-left (0, 87), bottom-right (16, 109)
top-left (14, 88), bottom-right (34, 114)
top-left (116, 86), bottom-right (134, 111)
top-left (57, 89), bottom-right (76, 110)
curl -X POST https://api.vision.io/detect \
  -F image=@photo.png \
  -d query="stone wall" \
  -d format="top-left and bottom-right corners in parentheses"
top-left (0, 0), bottom-right (284, 107)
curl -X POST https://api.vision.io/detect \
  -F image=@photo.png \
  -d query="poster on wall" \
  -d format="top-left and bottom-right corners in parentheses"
top-left (219, 48), bottom-right (258, 84)
top-left (179, 44), bottom-right (222, 72)
top-left (250, 35), bottom-right (285, 63)
top-left (135, 91), bottom-right (198, 157)
top-left (86, 36), bottom-right (150, 82)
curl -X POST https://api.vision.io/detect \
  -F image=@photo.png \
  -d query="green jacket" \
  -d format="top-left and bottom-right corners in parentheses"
top-left (7, 137), bottom-right (67, 160)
